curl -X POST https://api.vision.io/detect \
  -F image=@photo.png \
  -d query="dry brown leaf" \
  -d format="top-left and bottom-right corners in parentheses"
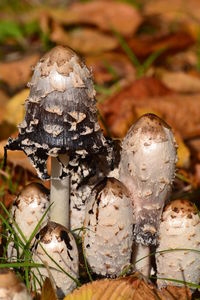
top-left (51, 22), bottom-right (118, 55)
top-left (86, 53), bottom-right (136, 84)
top-left (127, 32), bottom-right (194, 59)
top-left (144, 0), bottom-right (200, 24)
top-left (64, 275), bottom-right (191, 300)
top-left (48, 0), bottom-right (142, 37)
top-left (0, 54), bottom-right (40, 89)
top-left (99, 77), bottom-right (200, 139)
top-left (41, 277), bottom-right (58, 300)
top-left (156, 69), bottom-right (200, 93)
top-left (99, 77), bottom-right (171, 137)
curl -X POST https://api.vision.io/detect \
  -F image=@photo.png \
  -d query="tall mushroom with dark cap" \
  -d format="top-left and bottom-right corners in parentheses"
top-left (4, 46), bottom-right (114, 228)
top-left (119, 113), bottom-right (177, 276)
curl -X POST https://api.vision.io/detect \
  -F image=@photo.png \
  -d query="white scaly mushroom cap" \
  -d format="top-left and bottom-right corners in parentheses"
top-left (0, 269), bottom-right (31, 300)
top-left (83, 177), bottom-right (134, 277)
top-left (32, 221), bottom-right (79, 298)
top-left (8, 182), bottom-right (49, 260)
top-left (119, 113), bottom-right (177, 246)
top-left (156, 199), bottom-right (200, 289)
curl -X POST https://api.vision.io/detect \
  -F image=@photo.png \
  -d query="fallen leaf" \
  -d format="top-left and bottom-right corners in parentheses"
top-left (41, 277), bottom-right (58, 300)
top-left (99, 77), bottom-right (171, 137)
top-left (86, 53), bottom-right (136, 84)
top-left (156, 69), bottom-right (200, 93)
top-left (99, 77), bottom-right (200, 139)
top-left (127, 32), bottom-right (194, 59)
top-left (48, 0), bottom-right (142, 37)
top-left (175, 134), bottom-right (191, 169)
top-left (144, 0), bottom-right (200, 24)
top-left (64, 275), bottom-right (191, 300)
top-left (0, 53), bottom-right (40, 89)
top-left (51, 23), bottom-right (118, 55)
top-left (4, 89), bottom-right (28, 126)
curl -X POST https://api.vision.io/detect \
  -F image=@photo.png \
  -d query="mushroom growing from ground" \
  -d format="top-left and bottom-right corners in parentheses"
top-left (7, 182), bottom-right (49, 260)
top-left (119, 113), bottom-right (177, 276)
top-left (83, 177), bottom-right (134, 277)
top-left (156, 199), bottom-right (200, 289)
top-left (4, 45), bottom-right (114, 229)
top-left (32, 221), bottom-right (79, 299)
top-left (0, 268), bottom-right (31, 300)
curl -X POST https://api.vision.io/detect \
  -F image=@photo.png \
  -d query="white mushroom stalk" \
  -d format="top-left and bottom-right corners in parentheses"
top-left (156, 199), bottom-right (200, 289)
top-left (119, 114), bottom-right (177, 276)
top-left (8, 182), bottom-right (49, 259)
top-left (83, 177), bottom-right (134, 277)
top-left (32, 221), bottom-right (79, 299)
top-left (119, 113), bottom-right (177, 246)
top-left (5, 46), bottom-right (115, 229)
top-left (0, 268), bottom-right (31, 300)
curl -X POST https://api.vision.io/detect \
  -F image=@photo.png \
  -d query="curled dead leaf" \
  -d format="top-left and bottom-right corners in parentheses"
top-left (127, 32), bottom-right (194, 59)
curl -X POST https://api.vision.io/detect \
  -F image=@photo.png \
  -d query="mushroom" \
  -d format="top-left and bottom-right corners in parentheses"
top-left (0, 268), bottom-right (31, 300)
top-left (70, 142), bottom-right (120, 232)
top-left (119, 114), bottom-right (177, 276)
top-left (4, 45), bottom-right (114, 229)
top-left (83, 177), bottom-right (134, 277)
top-left (32, 221), bottom-right (79, 299)
top-left (7, 182), bottom-right (49, 260)
top-left (156, 199), bottom-right (200, 289)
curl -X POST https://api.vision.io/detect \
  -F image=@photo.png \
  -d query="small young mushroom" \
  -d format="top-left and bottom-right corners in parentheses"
top-left (8, 182), bottom-right (49, 260)
top-left (83, 177), bottom-right (134, 277)
top-left (156, 199), bottom-right (200, 289)
top-left (119, 114), bottom-right (177, 276)
top-left (32, 221), bottom-right (79, 298)
top-left (4, 45), bottom-right (114, 229)
top-left (0, 268), bottom-right (31, 300)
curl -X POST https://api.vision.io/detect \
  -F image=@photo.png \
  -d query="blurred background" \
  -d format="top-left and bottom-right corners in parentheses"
top-left (0, 0), bottom-right (200, 205)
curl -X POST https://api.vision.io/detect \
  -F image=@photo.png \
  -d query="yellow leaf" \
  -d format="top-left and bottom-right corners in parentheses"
top-left (4, 89), bottom-right (29, 126)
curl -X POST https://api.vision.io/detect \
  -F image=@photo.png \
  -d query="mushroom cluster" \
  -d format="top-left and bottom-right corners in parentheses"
top-left (5, 43), bottom-right (198, 298)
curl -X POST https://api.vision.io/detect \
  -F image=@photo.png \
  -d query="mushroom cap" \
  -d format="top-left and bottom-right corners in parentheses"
top-left (119, 113), bottom-right (177, 246)
top-left (11, 182), bottom-right (49, 240)
top-left (156, 199), bottom-right (200, 288)
top-left (32, 221), bottom-right (79, 298)
top-left (5, 46), bottom-right (112, 179)
top-left (7, 182), bottom-right (50, 260)
top-left (83, 177), bottom-right (134, 277)
top-left (0, 269), bottom-right (31, 300)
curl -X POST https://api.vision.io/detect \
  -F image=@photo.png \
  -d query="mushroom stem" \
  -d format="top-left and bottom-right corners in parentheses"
top-left (132, 244), bottom-right (150, 277)
top-left (50, 154), bottom-right (70, 228)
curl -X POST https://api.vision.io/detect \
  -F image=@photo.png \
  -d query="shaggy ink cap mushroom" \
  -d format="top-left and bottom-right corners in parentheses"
top-left (0, 268), bottom-right (31, 300)
top-left (83, 177), bottom-right (134, 277)
top-left (4, 46), bottom-right (113, 180)
top-left (32, 221), bottom-right (79, 298)
top-left (119, 113), bottom-right (177, 246)
top-left (156, 199), bottom-right (200, 289)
